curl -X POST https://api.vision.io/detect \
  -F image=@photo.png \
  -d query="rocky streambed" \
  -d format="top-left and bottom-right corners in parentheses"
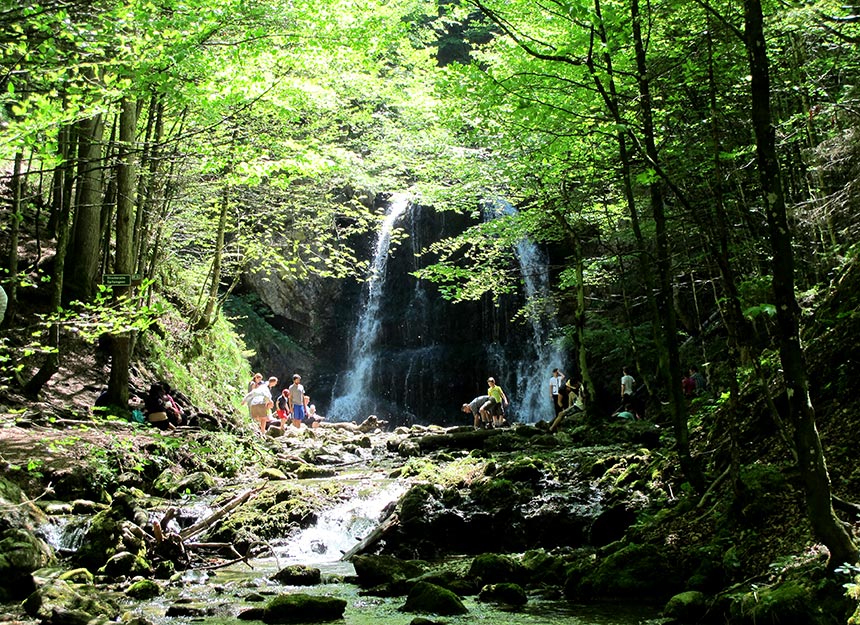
top-left (0, 415), bottom-right (718, 625)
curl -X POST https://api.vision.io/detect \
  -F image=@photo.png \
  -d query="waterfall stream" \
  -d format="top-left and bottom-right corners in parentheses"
top-left (328, 194), bottom-right (411, 423)
top-left (486, 199), bottom-right (565, 423)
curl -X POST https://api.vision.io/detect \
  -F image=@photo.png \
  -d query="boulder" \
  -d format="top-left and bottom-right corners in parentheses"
top-left (468, 553), bottom-right (527, 585)
top-left (125, 579), bottom-right (162, 599)
top-left (478, 582), bottom-right (528, 606)
top-left (399, 581), bottom-right (468, 616)
top-left (663, 590), bottom-right (711, 621)
top-left (351, 554), bottom-right (428, 587)
top-left (0, 477), bottom-right (55, 601)
top-left (99, 551), bottom-right (153, 578)
top-left (272, 564), bottom-right (322, 586)
top-left (262, 593), bottom-right (347, 623)
top-left (22, 578), bottom-right (119, 623)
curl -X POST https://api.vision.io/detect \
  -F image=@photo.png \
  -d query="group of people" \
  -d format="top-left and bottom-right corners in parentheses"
top-left (242, 372), bottom-right (323, 434)
top-left (462, 377), bottom-right (510, 429)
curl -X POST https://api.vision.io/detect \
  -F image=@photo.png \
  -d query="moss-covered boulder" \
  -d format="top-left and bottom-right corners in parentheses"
top-left (73, 501), bottom-right (147, 572)
top-left (520, 549), bottom-right (569, 586)
top-left (495, 456), bottom-right (546, 484)
top-left (399, 581), bottom-right (468, 615)
top-left (663, 590), bottom-right (711, 621)
top-left (478, 582), bottom-right (528, 606)
top-left (566, 542), bottom-right (685, 601)
top-left (351, 554), bottom-right (428, 587)
top-left (729, 580), bottom-right (820, 624)
top-left (468, 553), bottom-right (527, 585)
top-left (410, 569), bottom-right (478, 596)
top-left (126, 579), bottom-right (162, 599)
top-left (260, 468), bottom-right (290, 481)
top-left (22, 578), bottom-right (120, 622)
top-left (98, 551), bottom-right (153, 577)
top-left (262, 593), bottom-right (347, 623)
top-left (0, 477), bottom-right (56, 601)
top-left (170, 471), bottom-right (217, 496)
top-left (272, 564), bottom-right (322, 586)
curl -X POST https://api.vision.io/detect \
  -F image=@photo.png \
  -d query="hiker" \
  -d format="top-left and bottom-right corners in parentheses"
top-left (462, 395), bottom-right (492, 428)
top-left (486, 377), bottom-right (509, 427)
top-left (243, 376), bottom-right (277, 434)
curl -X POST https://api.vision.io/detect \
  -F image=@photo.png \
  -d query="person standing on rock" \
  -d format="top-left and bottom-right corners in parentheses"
top-left (276, 388), bottom-right (291, 427)
top-left (486, 377), bottom-right (509, 427)
top-left (288, 374), bottom-right (307, 425)
top-left (462, 395), bottom-right (491, 428)
top-left (244, 376), bottom-right (277, 434)
top-left (549, 368), bottom-right (565, 417)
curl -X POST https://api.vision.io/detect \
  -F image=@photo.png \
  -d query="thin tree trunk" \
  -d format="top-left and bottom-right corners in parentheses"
top-left (106, 97), bottom-right (138, 408)
top-left (66, 113), bottom-right (106, 301)
top-left (3, 152), bottom-right (24, 328)
top-left (24, 158), bottom-right (74, 396)
top-left (744, 0), bottom-right (858, 568)
top-left (630, 0), bottom-right (702, 491)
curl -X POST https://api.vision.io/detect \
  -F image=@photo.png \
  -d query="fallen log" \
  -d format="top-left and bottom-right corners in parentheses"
top-left (341, 511), bottom-right (399, 561)
top-left (179, 483), bottom-right (265, 541)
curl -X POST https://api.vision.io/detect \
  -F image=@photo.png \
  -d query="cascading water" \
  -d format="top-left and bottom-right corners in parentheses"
top-left (328, 194), bottom-right (411, 422)
top-left (271, 480), bottom-right (406, 566)
top-left (485, 199), bottom-right (565, 423)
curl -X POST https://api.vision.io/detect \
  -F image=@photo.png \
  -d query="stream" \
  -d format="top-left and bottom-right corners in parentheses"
top-left (110, 477), bottom-right (662, 625)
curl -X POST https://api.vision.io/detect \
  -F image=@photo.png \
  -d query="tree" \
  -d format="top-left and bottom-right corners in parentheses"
top-left (743, 0), bottom-right (858, 568)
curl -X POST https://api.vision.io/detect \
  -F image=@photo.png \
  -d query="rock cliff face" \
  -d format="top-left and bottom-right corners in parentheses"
top-left (240, 198), bottom-right (555, 426)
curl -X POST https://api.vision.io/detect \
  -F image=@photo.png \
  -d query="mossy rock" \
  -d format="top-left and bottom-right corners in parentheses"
top-left (729, 580), bottom-right (818, 624)
top-left (263, 593), bottom-right (347, 623)
top-left (58, 568), bottom-right (94, 585)
top-left (521, 549), bottom-right (569, 585)
top-left (663, 590), bottom-right (711, 621)
top-left (399, 581), bottom-right (468, 615)
top-left (260, 468), bottom-right (290, 480)
top-left (295, 465), bottom-right (337, 479)
top-left (572, 542), bottom-right (685, 600)
top-left (478, 582), bottom-right (528, 606)
top-left (495, 456), bottom-right (546, 484)
top-left (170, 471), bottom-right (217, 496)
top-left (126, 579), bottom-right (162, 599)
top-left (399, 484), bottom-right (442, 527)
top-left (98, 551), bottom-right (152, 577)
top-left (22, 578), bottom-right (120, 622)
top-left (469, 553), bottom-right (527, 585)
top-left (352, 554), bottom-right (429, 587)
top-left (471, 478), bottom-right (522, 508)
top-left (272, 564), bottom-right (322, 586)
top-left (152, 467), bottom-right (186, 494)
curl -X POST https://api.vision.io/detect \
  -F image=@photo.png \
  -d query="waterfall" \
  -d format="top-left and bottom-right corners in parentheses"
top-left (486, 199), bottom-right (565, 423)
top-left (328, 194), bottom-right (411, 422)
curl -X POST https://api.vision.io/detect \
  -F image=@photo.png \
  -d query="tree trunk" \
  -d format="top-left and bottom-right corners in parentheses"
top-left (194, 183), bottom-right (229, 332)
top-left (66, 114), bottom-right (106, 301)
top-left (630, 0), bottom-right (702, 491)
top-left (744, 0), bottom-right (858, 568)
top-left (24, 155), bottom-right (74, 396)
top-left (3, 151), bottom-right (24, 328)
top-left (106, 97), bottom-right (138, 408)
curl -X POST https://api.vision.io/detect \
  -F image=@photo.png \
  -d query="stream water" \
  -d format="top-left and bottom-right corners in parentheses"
top-left (112, 478), bottom-right (661, 625)
top-left (26, 470), bottom-right (664, 625)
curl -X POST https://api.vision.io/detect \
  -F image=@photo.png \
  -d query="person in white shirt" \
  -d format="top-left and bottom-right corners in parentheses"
top-left (549, 368), bottom-right (565, 417)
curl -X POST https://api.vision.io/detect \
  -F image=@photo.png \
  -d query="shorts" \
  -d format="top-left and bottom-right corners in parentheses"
top-left (480, 398), bottom-right (498, 415)
top-left (292, 404), bottom-right (306, 421)
top-left (250, 404), bottom-right (269, 420)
